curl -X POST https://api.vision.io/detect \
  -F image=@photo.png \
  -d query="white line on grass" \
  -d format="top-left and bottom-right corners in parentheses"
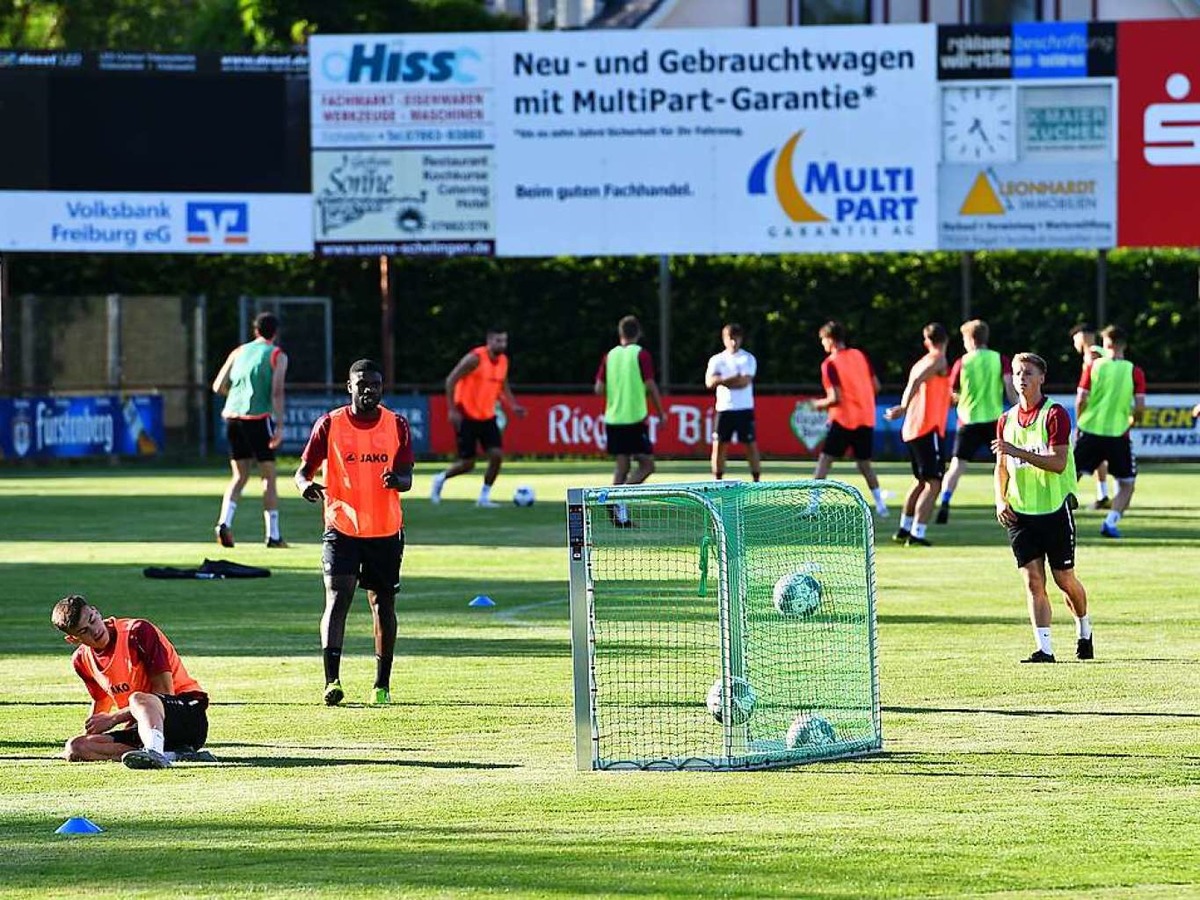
top-left (495, 598), bottom-right (568, 627)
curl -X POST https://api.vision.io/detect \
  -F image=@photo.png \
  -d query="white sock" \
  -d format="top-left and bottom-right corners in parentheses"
top-left (1105, 511), bottom-right (1122, 528)
top-left (1097, 481), bottom-right (1109, 500)
top-left (265, 509), bottom-right (280, 541)
top-left (1035, 627), bottom-right (1053, 655)
top-left (479, 484), bottom-right (491, 502)
top-left (146, 727), bottom-right (165, 754)
top-left (616, 502), bottom-right (630, 523)
top-left (1076, 615), bottom-right (1092, 639)
top-left (912, 522), bottom-right (927, 539)
top-left (219, 499), bottom-right (237, 528)
top-left (432, 472), bottom-right (446, 487)
top-left (900, 514), bottom-right (915, 532)
top-left (871, 488), bottom-right (887, 512)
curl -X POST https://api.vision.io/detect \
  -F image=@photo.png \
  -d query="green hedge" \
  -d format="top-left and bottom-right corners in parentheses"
top-left (9, 249), bottom-right (1198, 388)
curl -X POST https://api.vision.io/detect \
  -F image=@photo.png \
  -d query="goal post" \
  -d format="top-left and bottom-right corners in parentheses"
top-left (567, 480), bottom-right (882, 771)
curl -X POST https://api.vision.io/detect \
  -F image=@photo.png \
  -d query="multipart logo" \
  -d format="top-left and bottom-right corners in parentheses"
top-left (748, 131), bottom-right (918, 230)
top-left (186, 202), bottom-right (248, 245)
top-left (321, 41), bottom-right (481, 84)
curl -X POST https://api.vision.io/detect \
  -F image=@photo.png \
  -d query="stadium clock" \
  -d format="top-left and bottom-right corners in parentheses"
top-left (941, 84), bottom-right (1016, 164)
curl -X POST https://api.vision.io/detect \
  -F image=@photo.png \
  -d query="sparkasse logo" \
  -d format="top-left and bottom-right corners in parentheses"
top-left (321, 41), bottom-right (481, 85)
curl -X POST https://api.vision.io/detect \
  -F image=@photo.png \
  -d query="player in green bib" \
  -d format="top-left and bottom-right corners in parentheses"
top-left (1069, 323), bottom-right (1113, 509)
top-left (937, 320), bottom-right (1015, 523)
top-left (594, 316), bottom-right (666, 528)
top-left (211, 312), bottom-right (289, 548)
top-left (1075, 326), bottom-right (1146, 539)
top-left (992, 353), bottom-right (1094, 663)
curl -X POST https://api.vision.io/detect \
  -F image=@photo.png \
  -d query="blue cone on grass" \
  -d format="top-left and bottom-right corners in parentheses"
top-left (469, 595), bottom-right (495, 608)
top-left (56, 817), bottom-right (103, 835)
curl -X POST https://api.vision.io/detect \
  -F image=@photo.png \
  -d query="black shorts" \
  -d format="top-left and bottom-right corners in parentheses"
top-left (1075, 431), bottom-right (1137, 480)
top-left (1006, 503), bottom-right (1077, 570)
top-left (456, 417), bottom-right (502, 459)
top-left (713, 409), bottom-right (756, 444)
top-left (322, 528), bottom-right (405, 593)
top-left (905, 431), bottom-right (945, 480)
top-left (108, 692), bottom-right (210, 751)
top-left (226, 417), bottom-right (275, 462)
top-left (606, 422), bottom-right (653, 457)
top-left (953, 420), bottom-right (998, 460)
top-left (822, 423), bottom-right (874, 460)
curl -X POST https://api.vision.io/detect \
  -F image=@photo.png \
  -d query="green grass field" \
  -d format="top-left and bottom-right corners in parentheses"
top-left (1, 459), bottom-right (1198, 898)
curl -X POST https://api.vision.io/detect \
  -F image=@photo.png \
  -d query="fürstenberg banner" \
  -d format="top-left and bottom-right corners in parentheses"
top-left (308, 26), bottom-right (939, 256)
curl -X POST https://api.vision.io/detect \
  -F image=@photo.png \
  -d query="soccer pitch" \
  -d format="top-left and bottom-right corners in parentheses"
top-left (1, 460), bottom-right (1197, 898)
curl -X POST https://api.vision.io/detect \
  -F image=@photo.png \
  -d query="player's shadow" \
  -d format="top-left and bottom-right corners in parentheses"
top-left (226, 756), bottom-right (521, 770)
top-left (884, 704), bottom-right (1200, 719)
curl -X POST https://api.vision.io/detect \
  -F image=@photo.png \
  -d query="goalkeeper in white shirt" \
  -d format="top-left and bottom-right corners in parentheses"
top-left (704, 323), bottom-right (762, 482)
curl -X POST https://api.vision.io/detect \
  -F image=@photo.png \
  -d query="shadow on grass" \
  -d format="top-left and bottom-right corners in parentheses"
top-left (884, 705), bottom-right (1200, 719)
top-left (226, 756), bottom-right (520, 770)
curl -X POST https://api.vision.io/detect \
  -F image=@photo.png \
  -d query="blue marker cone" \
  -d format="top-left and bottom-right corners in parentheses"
top-left (56, 817), bottom-right (103, 835)
top-left (468, 595), bottom-right (495, 608)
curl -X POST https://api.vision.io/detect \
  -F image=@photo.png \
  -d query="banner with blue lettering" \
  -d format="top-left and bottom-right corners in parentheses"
top-left (213, 393), bottom-right (430, 455)
top-left (0, 395), bottom-right (164, 460)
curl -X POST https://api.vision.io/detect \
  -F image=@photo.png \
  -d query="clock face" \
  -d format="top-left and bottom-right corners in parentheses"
top-left (942, 85), bottom-right (1016, 164)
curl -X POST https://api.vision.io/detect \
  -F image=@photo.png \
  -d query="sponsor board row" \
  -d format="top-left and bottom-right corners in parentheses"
top-left (0, 396), bottom-right (163, 460)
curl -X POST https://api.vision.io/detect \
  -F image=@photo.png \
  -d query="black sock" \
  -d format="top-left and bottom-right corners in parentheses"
top-left (714, 471), bottom-right (724, 480)
top-left (752, 472), bottom-right (761, 482)
top-left (323, 647), bottom-right (342, 684)
top-left (375, 654), bottom-right (393, 691)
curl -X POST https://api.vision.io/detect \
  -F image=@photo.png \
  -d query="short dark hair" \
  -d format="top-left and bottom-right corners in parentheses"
top-left (348, 358), bottom-right (382, 378)
top-left (254, 312), bottom-right (278, 340)
top-left (51, 594), bottom-right (88, 632)
top-left (1013, 352), bottom-right (1048, 375)
top-left (723, 323), bottom-right (744, 339)
top-left (1069, 322), bottom-right (1096, 338)
top-left (618, 315), bottom-right (641, 341)
top-left (924, 322), bottom-right (948, 345)
top-left (1102, 325), bottom-right (1127, 346)
top-left (819, 321), bottom-right (846, 343)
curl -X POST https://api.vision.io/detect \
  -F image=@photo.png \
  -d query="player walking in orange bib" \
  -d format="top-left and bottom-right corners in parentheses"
top-left (296, 359), bottom-right (414, 706)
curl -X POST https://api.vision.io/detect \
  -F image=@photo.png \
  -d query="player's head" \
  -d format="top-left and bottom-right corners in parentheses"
top-left (1101, 324), bottom-right (1127, 351)
top-left (254, 312), bottom-right (279, 341)
top-left (722, 323), bottom-right (743, 352)
top-left (923, 322), bottom-right (948, 350)
top-left (485, 326), bottom-right (508, 356)
top-left (818, 320), bottom-right (845, 353)
top-left (51, 594), bottom-right (107, 647)
top-left (1070, 322), bottom-right (1096, 354)
top-left (618, 315), bottom-right (641, 343)
top-left (347, 358), bottom-right (384, 413)
top-left (960, 319), bottom-right (988, 350)
top-left (1011, 352), bottom-right (1047, 398)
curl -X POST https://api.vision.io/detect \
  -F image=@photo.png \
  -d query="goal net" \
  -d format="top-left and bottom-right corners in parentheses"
top-left (567, 480), bottom-right (881, 771)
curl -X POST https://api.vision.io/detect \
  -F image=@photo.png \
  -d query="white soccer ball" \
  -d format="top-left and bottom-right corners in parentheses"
top-left (786, 713), bottom-right (836, 749)
top-left (773, 571), bottom-right (822, 617)
top-left (512, 485), bottom-right (536, 507)
top-left (706, 676), bottom-right (757, 725)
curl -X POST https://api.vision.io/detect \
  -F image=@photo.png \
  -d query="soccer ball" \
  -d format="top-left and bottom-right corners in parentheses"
top-left (773, 571), bottom-right (822, 617)
top-left (512, 485), bottom-right (535, 507)
top-left (786, 713), bottom-right (836, 749)
top-left (706, 676), bottom-right (757, 725)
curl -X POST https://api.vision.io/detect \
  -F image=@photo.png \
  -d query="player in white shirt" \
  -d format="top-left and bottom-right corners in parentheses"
top-left (704, 323), bottom-right (762, 482)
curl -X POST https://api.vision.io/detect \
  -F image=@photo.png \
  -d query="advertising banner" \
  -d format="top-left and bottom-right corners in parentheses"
top-left (309, 26), bottom-right (940, 257)
top-left (1129, 394), bottom-right (1200, 458)
top-left (1116, 20), bottom-right (1200, 247)
top-left (0, 395), bottom-right (163, 460)
top-left (936, 24), bottom-right (1115, 251)
top-left (213, 393), bottom-right (430, 455)
top-left (0, 193), bottom-right (312, 253)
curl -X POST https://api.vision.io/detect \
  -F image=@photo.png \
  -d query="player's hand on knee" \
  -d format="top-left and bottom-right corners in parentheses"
top-left (302, 482), bottom-right (326, 503)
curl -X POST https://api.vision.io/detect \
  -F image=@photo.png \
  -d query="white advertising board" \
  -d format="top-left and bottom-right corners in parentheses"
top-left (308, 27), bottom-right (939, 256)
top-left (0, 193), bottom-right (313, 253)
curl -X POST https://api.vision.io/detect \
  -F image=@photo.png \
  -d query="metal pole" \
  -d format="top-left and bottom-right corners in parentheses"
top-left (1096, 249), bottom-right (1107, 327)
top-left (960, 252), bottom-right (973, 322)
top-left (106, 294), bottom-right (123, 390)
top-left (380, 254), bottom-right (395, 389)
top-left (658, 254), bottom-right (671, 391)
top-left (0, 253), bottom-right (9, 390)
top-left (195, 295), bottom-right (208, 457)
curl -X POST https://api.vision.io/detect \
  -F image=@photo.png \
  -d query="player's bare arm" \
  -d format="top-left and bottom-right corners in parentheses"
top-left (885, 358), bottom-right (936, 420)
top-left (811, 385), bottom-right (841, 412)
top-left (1075, 387), bottom-right (1090, 421)
top-left (295, 460), bottom-right (325, 502)
top-left (722, 374), bottom-right (752, 389)
top-left (382, 462), bottom-right (414, 493)
top-left (445, 353), bottom-right (480, 426)
top-left (993, 452), bottom-right (1015, 526)
top-left (270, 351), bottom-right (289, 449)
top-left (990, 439), bottom-right (1071, 475)
top-left (211, 348), bottom-right (239, 395)
top-left (502, 378), bottom-right (526, 417)
top-left (645, 379), bottom-right (667, 423)
top-left (593, 378), bottom-right (605, 396)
